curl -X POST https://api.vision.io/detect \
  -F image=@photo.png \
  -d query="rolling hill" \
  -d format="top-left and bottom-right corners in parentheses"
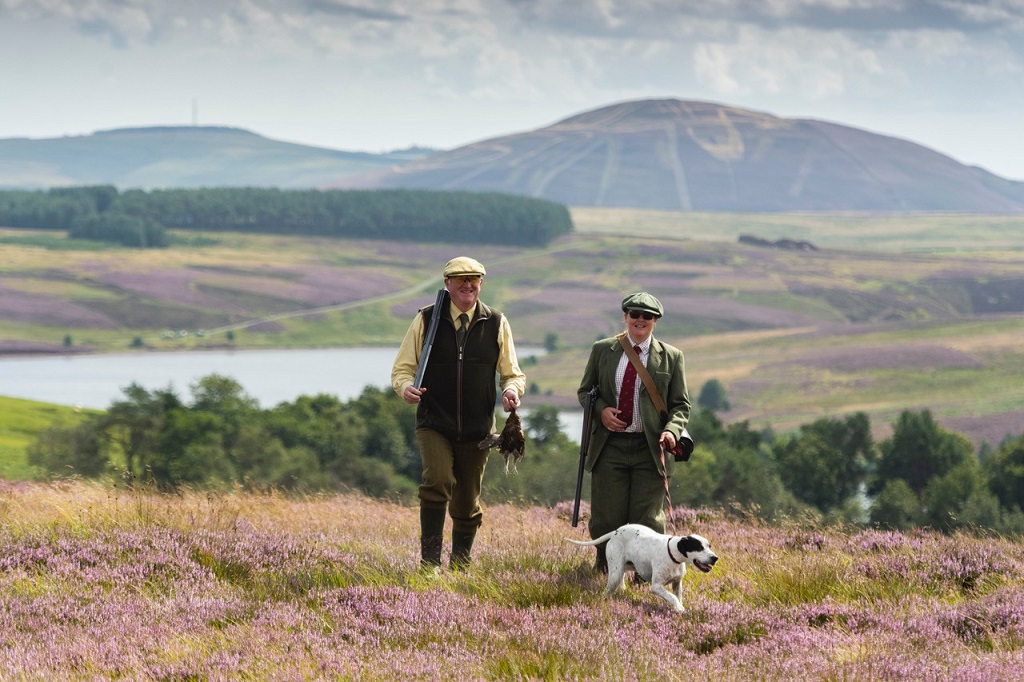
top-left (359, 99), bottom-right (1024, 212)
top-left (4, 99), bottom-right (1024, 212)
top-left (0, 126), bottom-right (431, 190)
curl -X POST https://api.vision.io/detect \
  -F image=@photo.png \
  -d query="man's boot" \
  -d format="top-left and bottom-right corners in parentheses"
top-left (450, 530), bottom-right (476, 571)
top-left (594, 544), bottom-right (608, 574)
top-left (420, 507), bottom-right (446, 570)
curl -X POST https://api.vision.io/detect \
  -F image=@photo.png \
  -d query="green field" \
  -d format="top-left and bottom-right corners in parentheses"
top-left (2, 209), bottom-right (1024, 465)
top-left (572, 208), bottom-right (1024, 252)
top-left (0, 396), bottom-right (93, 479)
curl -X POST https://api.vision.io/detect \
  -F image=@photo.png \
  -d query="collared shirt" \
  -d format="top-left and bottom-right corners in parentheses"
top-left (615, 333), bottom-right (651, 433)
top-left (448, 301), bottom-right (473, 329)
top-left (391, 302), bottom-right (526, 399)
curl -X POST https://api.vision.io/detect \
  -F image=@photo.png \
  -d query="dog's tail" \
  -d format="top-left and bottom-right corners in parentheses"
top-left (565, 530), bottom-right (617, 547)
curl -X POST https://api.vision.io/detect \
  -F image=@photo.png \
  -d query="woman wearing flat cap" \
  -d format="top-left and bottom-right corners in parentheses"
top-left (392, 256), bottom-right (526, 571)
top-left (576, 292), bottom-right (691, 573)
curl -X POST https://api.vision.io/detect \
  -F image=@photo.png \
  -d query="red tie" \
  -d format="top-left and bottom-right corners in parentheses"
top-left (617, 345), bottom-right (641, 427)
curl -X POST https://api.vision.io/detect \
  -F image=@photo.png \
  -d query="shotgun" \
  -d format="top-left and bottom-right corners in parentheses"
top-left (572, 385), bottom-right (600, 527)
top-left (413, 288), bottom-right (450, 390)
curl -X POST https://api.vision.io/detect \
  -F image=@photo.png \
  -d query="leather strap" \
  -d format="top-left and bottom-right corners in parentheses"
top-left (620, 333), bottom-right (677, 520)
top-left (617, 333), bottom-right (667, 418)
top-left (666, 536), bottom-right (682, 564)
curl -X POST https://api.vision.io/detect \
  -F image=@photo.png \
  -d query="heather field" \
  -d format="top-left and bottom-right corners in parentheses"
top-left (3, 210), bottom-right (1024, 448)
top-left (3, 481), bottom-right (1024, 681)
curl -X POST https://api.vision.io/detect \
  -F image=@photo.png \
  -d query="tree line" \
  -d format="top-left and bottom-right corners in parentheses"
top-left (0, 185), bottom-right (574, 247)
top-left (28, 373), bottom-right (1024, 536)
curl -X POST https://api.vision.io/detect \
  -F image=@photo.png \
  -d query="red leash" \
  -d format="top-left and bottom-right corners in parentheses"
top-left (659, 447), bottom-right (674, 534)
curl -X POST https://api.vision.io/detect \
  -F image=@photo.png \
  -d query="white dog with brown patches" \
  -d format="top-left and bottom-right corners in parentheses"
top-left (567, 523), bottom-right (718, 612)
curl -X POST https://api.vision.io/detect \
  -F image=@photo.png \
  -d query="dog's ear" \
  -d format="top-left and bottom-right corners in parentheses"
top-left (677, 535), bottom-right (706, 556)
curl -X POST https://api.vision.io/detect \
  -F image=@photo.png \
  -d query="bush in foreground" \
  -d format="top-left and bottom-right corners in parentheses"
top-left (2, 480), bottom-right (1024, 680)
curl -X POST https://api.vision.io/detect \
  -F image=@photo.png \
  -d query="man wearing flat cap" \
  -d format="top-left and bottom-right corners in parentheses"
top-left (392, 256), bottom-right (526, 571)
top-left (576, 292), bottom-right (690, 573)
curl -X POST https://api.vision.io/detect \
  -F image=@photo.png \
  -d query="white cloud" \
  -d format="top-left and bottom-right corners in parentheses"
top-left (694, 26), bottom-right (884, 99)
top-left (3, 0), bottom-right (1024, 177)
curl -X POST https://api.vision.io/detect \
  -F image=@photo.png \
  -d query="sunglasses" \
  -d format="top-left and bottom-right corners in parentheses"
top-left (627, 310), bottom-right (657, 320)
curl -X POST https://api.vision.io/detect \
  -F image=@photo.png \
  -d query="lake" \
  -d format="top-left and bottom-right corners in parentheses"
top-left (0, 347), bottom-right (585, 440)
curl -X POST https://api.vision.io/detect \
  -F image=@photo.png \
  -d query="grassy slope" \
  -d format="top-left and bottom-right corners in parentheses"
top-left (571, 207), bottom-right (1024, 251)
top-left (0, 127), bottom-right (419, 189)
top-left (0, 396), bottom-right (92, 478)
top-left (2, 209), bottom-right (1024, 458)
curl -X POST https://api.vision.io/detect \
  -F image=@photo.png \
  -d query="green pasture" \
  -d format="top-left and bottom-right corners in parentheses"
top-left (0, 396), bottom-right (93, 479)
top-left (0, 277), bottom-right (120, 300)
top-left (571, 208), bottom-right (1024, 252)
top-left (0, 233), bottom-right (113, 251)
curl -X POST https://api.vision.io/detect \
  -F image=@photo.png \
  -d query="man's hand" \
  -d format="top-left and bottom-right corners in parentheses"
top-left (402, 385), bottom-right (426, 404)
top-left (502, 389), bottom-right (520, 412)
top-left (659, 431), bottom-right (677, 451)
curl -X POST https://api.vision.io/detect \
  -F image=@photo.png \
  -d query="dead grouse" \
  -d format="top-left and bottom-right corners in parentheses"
top-left (478, 408), bottom-right (526, 474)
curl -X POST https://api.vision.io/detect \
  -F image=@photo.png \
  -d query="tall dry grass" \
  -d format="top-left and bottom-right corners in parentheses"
top-left (2, 480), bottom-right (1024, 680)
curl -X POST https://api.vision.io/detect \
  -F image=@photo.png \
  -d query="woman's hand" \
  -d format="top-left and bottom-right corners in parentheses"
top-left (602, 406), bottom-right (629, 431)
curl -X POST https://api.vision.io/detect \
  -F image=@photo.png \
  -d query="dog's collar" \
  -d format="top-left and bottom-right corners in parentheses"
top-left (666, 537), bottom-right (683, 565)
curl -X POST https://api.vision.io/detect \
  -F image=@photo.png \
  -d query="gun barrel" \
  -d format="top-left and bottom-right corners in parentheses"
top-left (571, 385), bottom-right (599, 527)
top-left (572, 448), bottom-right (587, 527)
top-left (413, 289), bottom-right (449, 390)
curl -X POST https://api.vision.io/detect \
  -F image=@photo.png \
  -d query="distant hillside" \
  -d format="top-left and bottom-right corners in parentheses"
top-left (6, 101), bottom-right (1024, 212)
top-left (357, 99), bottom-right (1024, 212)
top-left (0, 127), bottom-right (433, 190)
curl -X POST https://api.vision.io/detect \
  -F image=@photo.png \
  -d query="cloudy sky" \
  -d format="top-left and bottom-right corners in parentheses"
top-left (3, 0), bottom-right (1024, 179)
